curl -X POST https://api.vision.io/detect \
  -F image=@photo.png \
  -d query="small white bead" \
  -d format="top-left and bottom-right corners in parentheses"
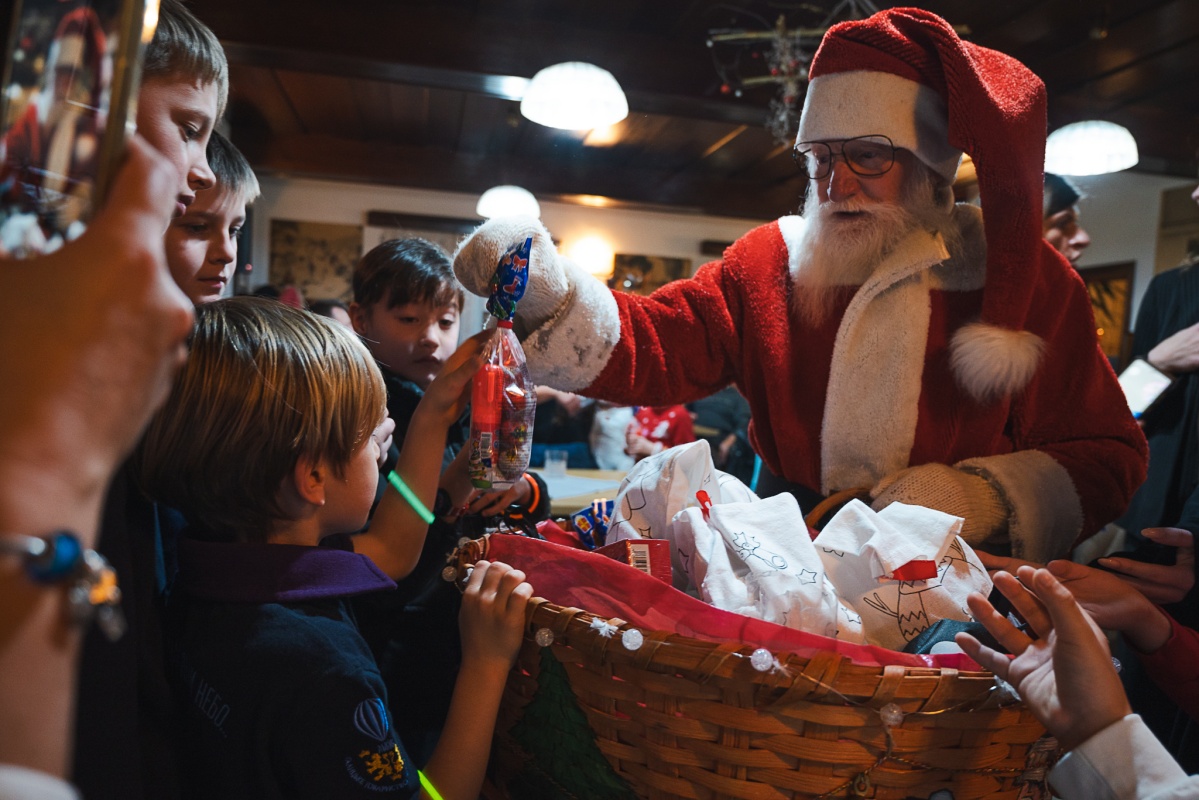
top-left (534, 627), bottom-right (555, 647)
top-left (750, 648), bottom-right (774, 672)
top-left (621, 629), bottom-right (644, 651)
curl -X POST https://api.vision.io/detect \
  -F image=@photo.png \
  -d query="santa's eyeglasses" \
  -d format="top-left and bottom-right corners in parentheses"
top-left (793, 135), bottom-right (896, 181)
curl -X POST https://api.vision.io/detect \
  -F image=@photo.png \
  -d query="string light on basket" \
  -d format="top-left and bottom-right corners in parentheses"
top-left (878, 702), bottom-right (905, 729)
top-left (749, 647), bottom-right (791, 676)
top-left (621, 628), bottom-right (644, 651)
top-left (534, 627), bottom-right (555, 647)
top-left (589, 618), bottom-right (619, 638)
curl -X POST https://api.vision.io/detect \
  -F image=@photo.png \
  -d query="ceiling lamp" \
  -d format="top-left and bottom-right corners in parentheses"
top-left (520, 62), bottom-right (628, 130)
top-left (1045, 120), bottom-right (1139, 176)
top-left (476, 185), bottom-right (541, 219)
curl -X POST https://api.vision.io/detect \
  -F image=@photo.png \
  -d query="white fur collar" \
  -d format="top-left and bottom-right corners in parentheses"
top-left (818, 226), bottom-right (949, 492)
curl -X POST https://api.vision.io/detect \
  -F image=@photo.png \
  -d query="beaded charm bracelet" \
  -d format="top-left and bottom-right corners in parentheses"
top-left (0, 531), bottom-right (125, 641)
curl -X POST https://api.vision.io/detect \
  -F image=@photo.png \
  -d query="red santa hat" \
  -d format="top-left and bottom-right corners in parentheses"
top-left (798, 7), bottom-right (1050, 401)
top-left (46, 8), bottom-right (108, 93)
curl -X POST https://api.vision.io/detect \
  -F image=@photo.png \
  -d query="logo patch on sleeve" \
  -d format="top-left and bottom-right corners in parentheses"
top-left (344, 698), bottom-right (408, 790)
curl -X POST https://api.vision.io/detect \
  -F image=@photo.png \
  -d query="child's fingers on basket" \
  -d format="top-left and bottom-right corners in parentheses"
top-left (953, 630), bottom-right (1013, 681)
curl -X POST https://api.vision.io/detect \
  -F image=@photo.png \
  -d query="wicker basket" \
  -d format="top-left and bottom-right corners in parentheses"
top-left (454, 532), bottom-right (1057, 800)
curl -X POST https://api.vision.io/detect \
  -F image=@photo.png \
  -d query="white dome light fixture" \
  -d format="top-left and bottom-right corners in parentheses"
top-left (476, 185), bottom-right (541, 219)
top-left (1045, 120), bottom-right (1139, 176)
top-left (520, 62), bottom-right (629, 131)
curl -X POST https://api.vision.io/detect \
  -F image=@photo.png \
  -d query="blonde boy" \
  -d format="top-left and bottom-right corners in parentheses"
top-left (139, 298), bottom-right (531, 799)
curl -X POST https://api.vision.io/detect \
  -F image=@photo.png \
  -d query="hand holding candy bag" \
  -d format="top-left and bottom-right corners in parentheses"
top-left (468, 237), bottom-right (537, 490)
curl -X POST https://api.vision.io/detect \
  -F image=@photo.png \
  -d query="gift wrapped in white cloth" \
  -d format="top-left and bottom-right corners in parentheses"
top-left (607, 439), bottom-right (757, 591)
top-left (814, 500), bottom-right (992, 650)
top-left (609, 442), bottom-right (992, 651)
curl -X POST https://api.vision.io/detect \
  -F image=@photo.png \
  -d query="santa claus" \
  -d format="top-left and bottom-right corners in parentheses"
top-left (453, 8), bottom-right (1147, 562)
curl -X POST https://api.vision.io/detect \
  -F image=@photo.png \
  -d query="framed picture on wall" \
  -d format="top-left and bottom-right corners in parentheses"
top-left (268, 218), bottom-right (363, 304)
top-left (0, 0), bottom-right (151, 257)
top-left (1078, 261), bottom-right (1135, 370)
top-left (610, 253), bottom-right (692, 295)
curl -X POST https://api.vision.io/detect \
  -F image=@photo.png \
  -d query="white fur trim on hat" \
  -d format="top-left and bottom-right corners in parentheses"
top-left (949, 322), bottom-right (1044, 402)
top-left (797, 71), bottom-right (962, 184)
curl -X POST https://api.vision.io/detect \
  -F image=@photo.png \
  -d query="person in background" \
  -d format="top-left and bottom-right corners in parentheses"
top-left (530, 386), bottom-right (597, 469)
top-left (164, 132), bottom-right (259, 305)
top-left (590, 402), bottom-right (635, 471)
top-left (688, 385), bottom-right (754, 483)
top-left (957, 566), bottom-right (1199, 799)
top-left (0, 137), bottom-right (192, 800)
top-left (1100, 179), bottom-right (1199, 770)
top-left (1043, 172), bottom-right (1092, 265)
top-left (626, 404), bottom-right (695, 462)
top-left (309, 297), bottom-right (353, 327)
top-left (138, 298), bottom-right (531, 799)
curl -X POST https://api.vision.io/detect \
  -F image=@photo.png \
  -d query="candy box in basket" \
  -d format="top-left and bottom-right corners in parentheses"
top-left (454, 533), bottom-right (1058, 800)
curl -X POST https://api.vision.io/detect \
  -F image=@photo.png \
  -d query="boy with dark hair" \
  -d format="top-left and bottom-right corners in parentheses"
top-left (349, 237), bottom-right (548, 762)
top-left (73, 1), bottom-right (228, 795)
top-left (164, 131), bottom-right (259, 304)
top-left (139, 297), bottom-right (531, 799)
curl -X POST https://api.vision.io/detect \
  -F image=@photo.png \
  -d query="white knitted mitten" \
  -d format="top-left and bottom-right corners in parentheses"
top-left (452, 216), bottom-right (571, 332)
top-left (870, 463), bottom-right (1009, 545)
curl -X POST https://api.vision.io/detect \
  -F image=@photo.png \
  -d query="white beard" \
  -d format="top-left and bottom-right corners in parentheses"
top-left (791, 193), bottom-right (920, 327)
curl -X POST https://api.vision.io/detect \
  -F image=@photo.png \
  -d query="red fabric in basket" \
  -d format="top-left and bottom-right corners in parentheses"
top-left (484, 535), bottom-right (981, 669)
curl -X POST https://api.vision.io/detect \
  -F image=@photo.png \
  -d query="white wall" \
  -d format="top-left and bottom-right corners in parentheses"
top-left (252, 170), bottom-right (1197, 332)
top-left (1071, 171), bottom-right (1196, 326)
top-left (249, 175), bottom-right (766, 292)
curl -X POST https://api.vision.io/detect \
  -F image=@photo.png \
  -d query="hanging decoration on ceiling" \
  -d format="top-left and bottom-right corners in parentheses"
top-left (707, 1), bottom-right (968, 147)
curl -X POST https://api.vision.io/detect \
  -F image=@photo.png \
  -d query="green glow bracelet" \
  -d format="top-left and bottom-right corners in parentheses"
top-left (418, 770), bottom-right (445, 800)
top-left (387, 471), bottom-right (434, 524)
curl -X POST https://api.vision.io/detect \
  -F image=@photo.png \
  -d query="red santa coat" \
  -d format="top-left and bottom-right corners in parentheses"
top-left (539, 205), bottom-right (1145, 562)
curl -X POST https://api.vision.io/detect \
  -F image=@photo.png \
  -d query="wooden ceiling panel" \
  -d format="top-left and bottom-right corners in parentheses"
top-left (200, 0), bottom-right (1199, 219)
top-left (272, 71), bottom-right (363, 139)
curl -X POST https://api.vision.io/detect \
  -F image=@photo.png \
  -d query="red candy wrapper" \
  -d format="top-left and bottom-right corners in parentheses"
top-left (468, 238), bottom-right (535, 489)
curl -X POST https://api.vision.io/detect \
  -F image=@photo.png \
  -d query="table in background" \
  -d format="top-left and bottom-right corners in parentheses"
top-left (530, 468), bottom-right (625, 517)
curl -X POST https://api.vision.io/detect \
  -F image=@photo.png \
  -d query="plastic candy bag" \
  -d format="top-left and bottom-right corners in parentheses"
top-left (468, 237), bottom-right (536, 489)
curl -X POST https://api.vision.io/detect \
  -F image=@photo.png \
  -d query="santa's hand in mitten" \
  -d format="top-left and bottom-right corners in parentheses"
top-left (453, 216), bottom-right (621, 390)
top-left (453, 216), bottom-right (573, 333)
top-left (870, 463), bottom-right (1008, 545)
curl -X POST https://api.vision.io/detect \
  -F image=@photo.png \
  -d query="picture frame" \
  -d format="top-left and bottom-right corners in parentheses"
top-left (610, 253), bottom-right (692, 296)
top-left (1078, 261), bottom-right (1135, 370)
top-left (0, 0), bottom-right (151, 258)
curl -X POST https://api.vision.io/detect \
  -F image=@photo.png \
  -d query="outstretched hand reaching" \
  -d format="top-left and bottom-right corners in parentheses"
top-left (955, 567), bottom-right (1131, 753)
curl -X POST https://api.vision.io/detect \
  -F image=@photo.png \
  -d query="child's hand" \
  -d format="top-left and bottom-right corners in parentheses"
top-left (371, 415), bottom-right (395, 469)
top-left (459, 560), bottom-right (533, 672)
top-left (1096, 527), bottom-right (1195, 605)
top-left (465, 475), bottom-right (532, 516)
top-left (955, 567), bottom-right (1131, 753)
top-left (417, 331), bottom-right (489, 428)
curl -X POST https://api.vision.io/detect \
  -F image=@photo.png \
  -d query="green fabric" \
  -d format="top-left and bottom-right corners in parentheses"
top-left (505, 648), bottom-right (636, 800)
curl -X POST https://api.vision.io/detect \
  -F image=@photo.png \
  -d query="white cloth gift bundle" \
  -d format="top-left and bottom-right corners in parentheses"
top-left (607, 439), bottom-right (757, 591)
top-left (606, 442), bottom-right (992, 651)
top-left (672, 493), bottom-right (854, 641)
top-left (814, 499), bottom-right (992, 651)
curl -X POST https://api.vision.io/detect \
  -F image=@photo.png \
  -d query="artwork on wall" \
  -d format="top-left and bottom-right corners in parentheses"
top-left (1078, 261), bottom-right (1135, 370)
top-left (268, 219), bottom-right (363, 304)
top-left (609, 254), bottom-right (692, 295)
